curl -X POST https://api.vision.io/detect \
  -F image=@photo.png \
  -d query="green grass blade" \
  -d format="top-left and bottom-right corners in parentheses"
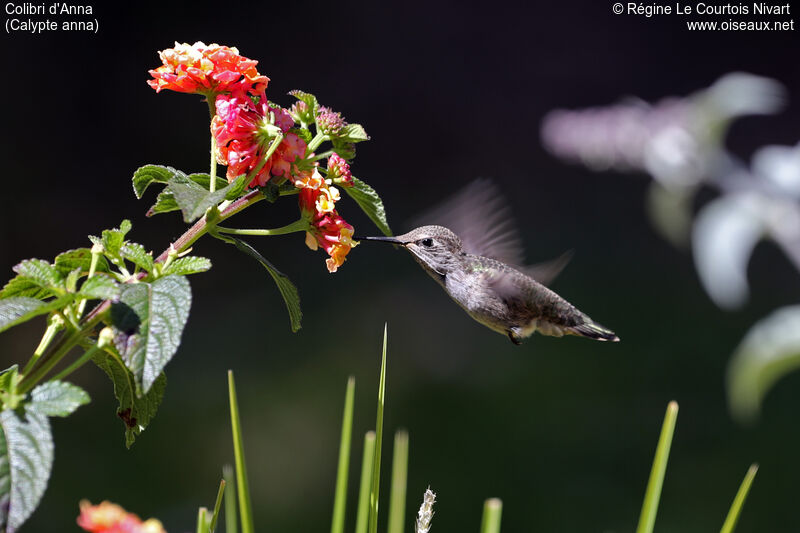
top-left (331, 376), bottom-right (356, 533)
top-left (720, 463), bottom-right (759, 533)
top-left (228, 371), bottom-right (255, 533)
top-left (387, 430), bottom-right (409, 533)
top-left (209, 479), bottom-right (226, 533)
top-left (224, 465), bottom-right (237, 533)
top-left (196, 507), bottom-right (208, 533)
top-left (480, 498), bottom-right (503, 533)
top-left (368, 325), bottom-right (388, 533)
top-left (636, 401), bottom-right (679, 533)
top-left (355, 431), bottom-right (377, 533)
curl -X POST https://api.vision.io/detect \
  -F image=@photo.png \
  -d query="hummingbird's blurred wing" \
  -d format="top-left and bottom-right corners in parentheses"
top-left (523, 250), bottom-right (573, 286)
top-left (412, 179), bottom-right (525, 265)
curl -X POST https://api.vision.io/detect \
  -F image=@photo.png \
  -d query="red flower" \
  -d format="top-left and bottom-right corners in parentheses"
top-left (297, 171), bottom-right (357, 272)
top-left (147, 42), bottom-right (268, 97)
top-left (211, 93), bottom-right (307, 188)
top-left (77, 500), bottom-right (166, 533)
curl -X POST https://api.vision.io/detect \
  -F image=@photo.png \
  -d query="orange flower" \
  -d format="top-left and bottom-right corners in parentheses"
top-left (77, 500), bottom-right (166, 533)
top-left (148, 41), bottom-right (269, 96)
top-left (297, 171), bottom-right (357, 272)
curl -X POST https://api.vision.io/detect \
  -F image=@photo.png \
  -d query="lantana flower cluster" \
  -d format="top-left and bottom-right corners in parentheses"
top-left (77, 500), bottom-right (166, 533)
top-left (148, 41), bottom-right (363, 272)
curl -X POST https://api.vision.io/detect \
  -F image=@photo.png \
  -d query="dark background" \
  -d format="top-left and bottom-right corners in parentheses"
top-left (2, 1), bottom-right (800, 531)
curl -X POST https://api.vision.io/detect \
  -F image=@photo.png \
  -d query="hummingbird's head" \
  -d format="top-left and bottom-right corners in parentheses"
top-left (358, 225), bottom-right (464, 279)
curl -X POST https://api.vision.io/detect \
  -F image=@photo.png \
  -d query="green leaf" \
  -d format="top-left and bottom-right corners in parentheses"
top-left (228, 371), bottom-right (254, 533)
top-left (161, 256), bottom-right (212, 277)
top-left (290, 127), bottom-right (313, 144)
top-left (78, 274), bottom-right (120, 301)
top-left (230, 238), bottom-right (302, 332)
top-left (147, 189), bottom-right (181, 217)
top-left (133, 164), bottom-right (187, 199)
top-left (168, 174), bottom-right (249, 223)
top-left (54, 248), bottom-right (111, 276)
top-left (110, 275), bottom-right (192, 393)
top-left (0, 296), bottom-right (73, 334)
top-left (0, 406), bottom-right (53, 532)
top-left (0, 275), bottom-right (53, 300)
top-left (186, 173), bottom-right (229, 194)
top-left (92, 352), bottom-right (167, 447)
top-left (331, 140), bottom-right (356, 160)
top-left (636, 401), bottom-right (679, 533)
top-left (121, 243), bottom-right (154, 273)
top-left (91, 220), bottom-right (133, 262)
top-left (355, 431), bottom-right (376, 533)
top-left (13, 259), bottom-right (63, 293)
top-left (720, 464), bottom-right (758, 533)
top-left (340, 124), bottom-right (370, 142)
top-left (0, 366), bottom-right (22, 411)
top-left (367, 325), bottom-right (387, 533)
top-left (29, 381), bottom-right (90, 417)
top-left (345, 177), bottom-right (393, 237)
top-left (288, 89), bottom-right (319, 115)
top-left (727, 305), bottom-right (800, 423)
top-left (331, 377), bottom-right (355, 533)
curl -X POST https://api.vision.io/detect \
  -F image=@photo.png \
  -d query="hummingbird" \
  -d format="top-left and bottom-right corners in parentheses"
top-left (357, 180), bottom-right (619, 345)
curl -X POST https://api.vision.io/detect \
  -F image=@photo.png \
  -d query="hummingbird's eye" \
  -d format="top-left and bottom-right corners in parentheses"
top-left (420, 238), bottom-right (434, 247)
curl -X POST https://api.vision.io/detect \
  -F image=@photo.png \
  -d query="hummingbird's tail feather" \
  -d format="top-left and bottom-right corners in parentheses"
top-left (570, 320), bottom-right (620, 342)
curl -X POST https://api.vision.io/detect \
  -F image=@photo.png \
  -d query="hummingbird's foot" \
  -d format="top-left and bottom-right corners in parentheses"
top-left (507, 330), bottom-right (522, 345)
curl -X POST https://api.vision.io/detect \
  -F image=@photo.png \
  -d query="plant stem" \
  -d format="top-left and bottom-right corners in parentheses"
top-left (23, 320), bottom-right (62, 375)
top-left (310, 149), bottom-right (335, 162)
top-left (49, 342), bottom-right (102, 382)
top-left (77, 245), bottom-right (102, 317)
top-left (214, 218), bottom-right (309, 237)
top-left (368, 325), bottom-right (388, 533)
top-left (18, 314), bottom-right (102, 395)
top-left (224, 465), bottom-right (238, 533)
top-left (307, 131), bottom-right (328, 154)
top-left (480, 498), bottom-right (503, 533)
top-left (720, 463), bottom-right (759, 533)
top-left (209, 479), bottom-right (226, 533)
top-left (387, 430), bottom-right (409, 533)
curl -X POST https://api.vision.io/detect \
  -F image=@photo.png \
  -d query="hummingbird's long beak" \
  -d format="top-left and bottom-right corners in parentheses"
top-left (355, 235), bottom-right (406, 245)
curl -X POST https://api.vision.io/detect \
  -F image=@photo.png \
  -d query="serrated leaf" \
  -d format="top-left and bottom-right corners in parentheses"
top-left (65, 268), bottom-right (81, 293)
top-left (161, 256), bottom-right (212, 276)
top-left (93, 221), bottom-right (133, 262)
top-left (0, 296), bottom-right (73, 334)
top-left (727, 305), bottom-right (800, 423)
top-left (29, 381), bottom-right (90, 417)
top-left (231, 238), bottom-right (302, 332)
top-left (78, 274), bottom-right (120, 301)
top-left (110, 275), bottom-right (191, 393)
top-left (132, 165), bottom-right (187, 199)
top-left (54, 248), bottom-right (111, 276)
top-left (331, 140), bottom-right (356, 160)
top-left (339, 123), bottom-right (370, 142)
top-left (167, 174), bottom-right (249, 223)
top-left (12, 260), bottom-right (63, 293)
top-left (121, 243), bottom-right (154, 273)
top-left (0, 406), bottom-right (53, 531)
top-left (147, 189), bottom-right (181, 217)
top-left (0, 276), bottom-right (53, 300)
top-left (186, 173), bottom-right (229, 193)
top-left (288, 89), bottom-right (319, 114)
top-left (345, 177), bottom-right (392, 236)
top-left (92, 352), bottom-right (166, 448)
